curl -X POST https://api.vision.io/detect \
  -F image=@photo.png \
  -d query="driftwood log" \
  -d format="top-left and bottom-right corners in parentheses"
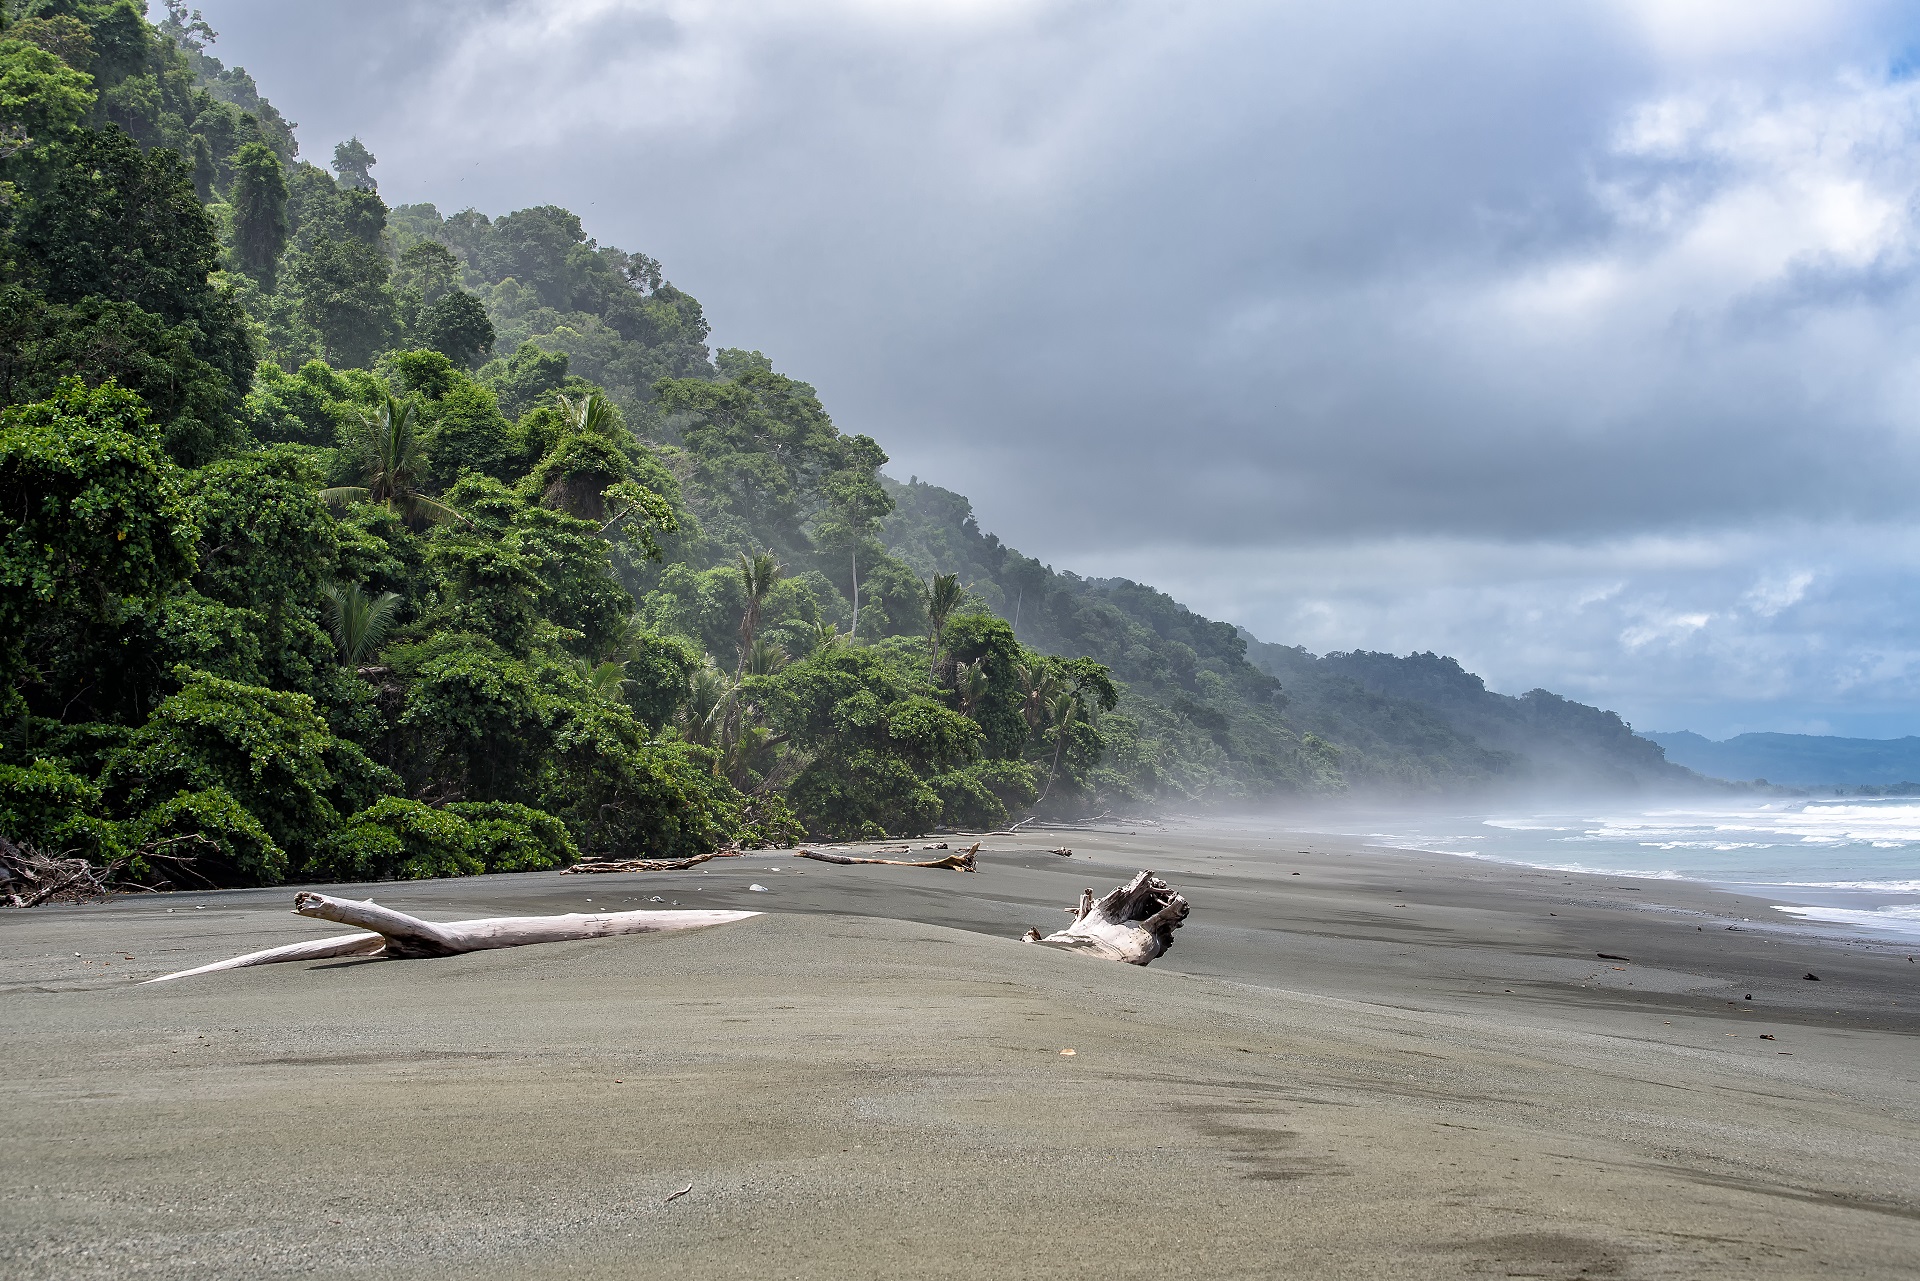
top-left (1022, 869), bottom-right (1188, 965)
top-left (146, 891), bottom-right (758, 983)
top-left (562, 851), bottom-right (731, 874)
top-left (794, 842), bottom-right (979, 872)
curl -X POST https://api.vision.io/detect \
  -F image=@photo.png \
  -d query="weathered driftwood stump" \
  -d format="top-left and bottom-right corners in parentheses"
top-left (1022, 869), bottom-right (1188, 965)
top-left (145, 891), bottom-right (758, 982)
top-left (795, 842), bottom-right (979, 872)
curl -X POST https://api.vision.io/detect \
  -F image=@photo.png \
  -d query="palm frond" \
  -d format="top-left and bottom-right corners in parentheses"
top-left (956, 657), bottom-right (990, 716)
top-left (743, 638), bottom-right (789, 677)
top-left (556, 390), bottom-right (620, 438)
top-left (320, 582), bottom-right (403, 665)
top-left (807, 621), bottom-right (843, 656)
top-left (579, 658), bottom-right (629, 699)
top-left (402, 492), bottom-right (473, 528)
top-left (924, 573), bottom-right (964, 633)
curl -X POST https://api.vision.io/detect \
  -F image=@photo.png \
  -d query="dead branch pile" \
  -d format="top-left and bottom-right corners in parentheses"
top-left (146, 891), bottom-right (760, 983)
top-left (1022, 869), bottom-right (1188, 965)
top-left (1, 837), bottom-right (120, 908)
top-left (794, 842), bottom-right (979, 872)
top-left (3, 833), bottom-right (214, 908)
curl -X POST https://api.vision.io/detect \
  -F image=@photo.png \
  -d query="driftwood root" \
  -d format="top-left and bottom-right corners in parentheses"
top-left (146, 892), bottom-right (759, 982)
top-left (1022, 869), bottom-right (1188, 965)
top-left (794, 842), bottom-right (979, 872)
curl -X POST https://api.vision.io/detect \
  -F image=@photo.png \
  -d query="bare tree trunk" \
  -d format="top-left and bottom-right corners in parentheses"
top-left (1036, 706), bottom-right (1077, 804)
top-left (146, 892), bottom-right (758, 983)
top-left (1022, 869), bottom-right (1188, 965)
top-left (795, 843), bottom-right (979, 872)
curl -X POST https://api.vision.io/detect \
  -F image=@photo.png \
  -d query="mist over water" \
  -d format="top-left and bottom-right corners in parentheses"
top-left (1329, 799), bottom-right (1920, 940)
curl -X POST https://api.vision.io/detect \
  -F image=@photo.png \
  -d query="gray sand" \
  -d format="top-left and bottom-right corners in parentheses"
top-left (4, 824), bottom-right (1917, 1279)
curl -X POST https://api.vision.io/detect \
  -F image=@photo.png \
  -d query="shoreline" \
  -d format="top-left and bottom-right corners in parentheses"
top-left (1187, 803), bottom-right (1920, 945)
top-left (4, 820), bottom-right (1916, 1278)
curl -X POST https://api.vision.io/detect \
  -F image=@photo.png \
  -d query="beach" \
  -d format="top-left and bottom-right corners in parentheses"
top-left (3, 822), bottom-right (1917, 1279)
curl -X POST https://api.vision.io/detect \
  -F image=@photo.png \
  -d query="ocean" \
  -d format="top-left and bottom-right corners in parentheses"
top-left (1342, 798), bottom-right (1920, 940)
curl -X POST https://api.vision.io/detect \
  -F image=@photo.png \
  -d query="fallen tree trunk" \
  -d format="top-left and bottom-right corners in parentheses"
top-left (562, 851), bottom-right (729, 874)
top-left (1022, 869), bottom-right (1188, 965)
top-left (794, 842), bottom-right (979, 872)
top-left (146, 892), bottom-right (759, 983)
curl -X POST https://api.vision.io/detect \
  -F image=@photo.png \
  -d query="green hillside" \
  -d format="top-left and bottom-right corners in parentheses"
top-left (0, 2), bottom-right (1696, 892)
top-left (1241, 639), bottom-right (1700, 793)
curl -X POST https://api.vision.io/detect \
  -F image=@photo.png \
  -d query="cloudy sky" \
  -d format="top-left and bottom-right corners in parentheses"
top-left (194, 0), bottom-right (1920, 738)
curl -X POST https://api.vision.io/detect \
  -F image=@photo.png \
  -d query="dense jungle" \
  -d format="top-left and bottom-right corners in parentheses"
top-left (0, 2), bottom-right (1695, 890)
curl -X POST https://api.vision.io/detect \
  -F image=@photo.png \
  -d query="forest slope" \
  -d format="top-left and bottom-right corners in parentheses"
top-left (0, 3), bottom-right (1699, 897)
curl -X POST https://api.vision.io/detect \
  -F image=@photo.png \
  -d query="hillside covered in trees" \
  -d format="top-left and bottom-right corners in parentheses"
top-left (0, 2), bottom-right (1698, 891)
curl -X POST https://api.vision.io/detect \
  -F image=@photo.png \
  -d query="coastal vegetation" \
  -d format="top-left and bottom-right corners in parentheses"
top-left (0, 2), bottom-right (1692, 891)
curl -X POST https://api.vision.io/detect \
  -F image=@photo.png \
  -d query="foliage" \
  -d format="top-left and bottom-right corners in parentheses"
top-left (752, 644), bottom-right (983, 837)
top-left (319, 581), bottom-right (401, 664)
top-left (0, 757), bottom-right (120, 860)
top-left (132, 786), bottom-right (284, 885)
top-left (103, 668), bottom-right (392, 869)
top-left (322, 393), bottom-right (467, 526)
top-left (446, 799), bottom-right (578, 871)
top-left (7, 123), bottom-right (253, 463)
top-left (0, 35), bottom-right (96, 137)
top-left (413, 289), bottom-right (494, 369)
top-left (228, 141), bottom-right (287, 287)
top-left (316, 796), bottom-right (481, 881)
top-left (0, 379), bottom-right (197, 636)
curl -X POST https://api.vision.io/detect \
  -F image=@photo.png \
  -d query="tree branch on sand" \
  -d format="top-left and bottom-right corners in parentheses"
top-left (562, 851), bottom-right (733, 874)
top-left (1022, 870), bottom-right (1188, 965)
top-left (795, 842), bottom-right (980, 872)
top-left (145, 892), bottom-right (758, 982)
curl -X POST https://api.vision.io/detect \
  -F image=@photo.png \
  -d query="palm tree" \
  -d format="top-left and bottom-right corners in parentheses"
top-left (319, 393), bottom-right (468, 526)
top-left (319, 582), bottom-right (402, 665)
top-left (743, 637), bottom-right (790, 677)
top-left (1037, 689), bottom-right (1082, 802)
top-left (955, 657), bottom-right (990, 717)
top-left (922, 573), bottom-right (964, 676)
top-left (678, 662), bottom-right (734, 750)
top-left (1014, 663), bottom-right (1060, 734)
top-left (676, 660), bottom-right (781, 785)
top-left (555, 389), bottom-right (619, 438)
top-left (735, 550), bottom-right (784, 671)
top-left (806, 620), bottom-right (844, 657)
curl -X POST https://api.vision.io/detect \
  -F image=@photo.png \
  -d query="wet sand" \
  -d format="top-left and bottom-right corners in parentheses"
top-left (3, 822), bottom-right (1917, 1279)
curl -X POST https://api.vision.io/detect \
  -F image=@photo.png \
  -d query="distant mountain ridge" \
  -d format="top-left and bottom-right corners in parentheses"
top-left (1239, 639), bottom-right (1703, 794)
top-left (1646, 732), bottom-right (1920, 787)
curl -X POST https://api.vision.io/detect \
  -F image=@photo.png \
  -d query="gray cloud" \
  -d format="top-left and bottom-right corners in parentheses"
top-left (195, 0), bottom-right (1920, 732)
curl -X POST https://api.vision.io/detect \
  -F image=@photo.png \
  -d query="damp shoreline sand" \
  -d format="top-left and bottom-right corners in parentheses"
top-left (3, 820), bottom-right (1917, 1278)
